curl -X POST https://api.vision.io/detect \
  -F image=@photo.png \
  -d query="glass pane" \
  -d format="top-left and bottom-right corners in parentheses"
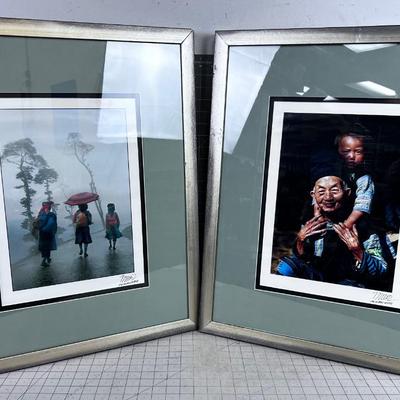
top-left (0, 36), bottom-right (188, 357)
top-left (214, 43), bottom-right (400, 358)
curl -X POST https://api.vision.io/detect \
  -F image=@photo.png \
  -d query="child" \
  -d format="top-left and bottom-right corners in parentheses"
top-left (314, 124), bottom-right (375, 229)
top-left (105, 203), bottom-right (122, 250)
top-left (73, 203), bottom-right (92, 257)
top-left (336, 126), bottom-right (375, 229)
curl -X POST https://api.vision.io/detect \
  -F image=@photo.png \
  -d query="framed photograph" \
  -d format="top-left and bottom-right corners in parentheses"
top-left (0, 96), bottom-right (147, 308)
top-left (257, 98), bottom-right (400, 311)
top-left (0, 18), bottom-right (198, 372)
top-left (201, 27), bottom-right (400, 373)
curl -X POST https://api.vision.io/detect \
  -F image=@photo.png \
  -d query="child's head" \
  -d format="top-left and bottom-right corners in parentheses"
top-left (107, 203), bottom-right (115, 212)
top-left (335, 123), bottom-right (370, 169)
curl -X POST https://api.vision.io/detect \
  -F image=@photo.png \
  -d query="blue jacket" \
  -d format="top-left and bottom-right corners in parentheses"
top-left (278, 227), bottom-right (395, 290)
top-left (38, 211), bottom-right (57, 251)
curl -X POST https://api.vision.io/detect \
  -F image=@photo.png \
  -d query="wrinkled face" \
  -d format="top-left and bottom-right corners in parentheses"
top-left (338, 136), bottom-right (365, 168)
top-left (311, 176), bottom-right (348, 214)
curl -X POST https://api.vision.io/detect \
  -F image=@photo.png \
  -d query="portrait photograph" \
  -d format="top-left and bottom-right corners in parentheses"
top-left (0, 96), bottom-right (148, 309)
top-left (257, 98), bottom-right (400, 311)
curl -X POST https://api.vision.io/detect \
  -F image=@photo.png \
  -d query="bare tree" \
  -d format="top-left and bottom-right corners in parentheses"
top-left (66, 132), bottom-right (106, 229)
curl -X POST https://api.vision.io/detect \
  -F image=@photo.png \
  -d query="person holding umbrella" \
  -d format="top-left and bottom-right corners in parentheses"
top-left (73, 203), bottom-right (93, 257)
top-left (65, 192), bottom-right (99, 258)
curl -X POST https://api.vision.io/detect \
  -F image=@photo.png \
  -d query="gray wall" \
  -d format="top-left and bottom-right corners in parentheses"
top-left (1, 0), bottom-right (400, 53)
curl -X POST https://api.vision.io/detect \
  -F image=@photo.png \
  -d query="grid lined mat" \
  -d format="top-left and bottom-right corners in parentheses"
top-left (0, 332), bottom-right (400, 399)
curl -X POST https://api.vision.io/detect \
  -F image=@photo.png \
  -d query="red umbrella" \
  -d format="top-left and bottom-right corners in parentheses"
top-left (65, 192), bottom-right (99, 206)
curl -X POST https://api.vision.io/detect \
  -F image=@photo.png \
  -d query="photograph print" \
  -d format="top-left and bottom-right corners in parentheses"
top-left (257, 98), bottom-right (400, 311)
top-left (0, 96), bottom-right (148, 309)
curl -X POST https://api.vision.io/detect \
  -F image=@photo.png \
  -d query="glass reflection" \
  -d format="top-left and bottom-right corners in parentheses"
top-left (102, 42), bottom-right (183, 140)
top-left (215, 42), bottom-right (400, 354)
top-left (224, 43), bottom-right (400, 153)
top-left (224, 46), bottom-right (279, 154)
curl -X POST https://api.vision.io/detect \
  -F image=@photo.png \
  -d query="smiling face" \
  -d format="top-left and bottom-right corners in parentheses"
top-left (338, 135), bottom-right (365, 169)
top-left (311, 176), bottom-right (350, 214)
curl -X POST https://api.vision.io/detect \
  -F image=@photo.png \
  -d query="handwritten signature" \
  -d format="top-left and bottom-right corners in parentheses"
top-left (119, 274), bottom-right (138, 286)
top-left (371, 292), bottom-right (393, 305)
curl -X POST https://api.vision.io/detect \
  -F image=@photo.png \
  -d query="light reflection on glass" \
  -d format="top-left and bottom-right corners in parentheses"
top-left (102, 42), bottom-right (183, 140)
top-left (224, 43), bottom-right (400, 154)
top-left (224, 46), bottom-right (279, 154)
top-left (296, 85), bottom-right (310, 96)
top-left (344, 43), bottom-right (395, 53)
top-left (347, 80), bottom-right (397, 97)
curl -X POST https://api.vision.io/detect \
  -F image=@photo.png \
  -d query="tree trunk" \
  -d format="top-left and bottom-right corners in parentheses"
top-left (21, 172), bottom-right (33, 228)
top-left (72, 143), bottom-right (106, 229)
top-left (45, 179), bottom-right (52, 202)
top-left (89, 180), bottom-right (106, 229)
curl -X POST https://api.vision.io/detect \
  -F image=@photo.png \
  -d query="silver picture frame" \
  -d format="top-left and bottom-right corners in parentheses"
top-left (200, 27), bottom-right (400, 373)
top-left (0, 17), bottom-right (198, 372)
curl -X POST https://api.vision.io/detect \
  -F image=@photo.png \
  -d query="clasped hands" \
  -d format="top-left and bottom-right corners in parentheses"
top-left (296, 215), bottom-right (363, 262)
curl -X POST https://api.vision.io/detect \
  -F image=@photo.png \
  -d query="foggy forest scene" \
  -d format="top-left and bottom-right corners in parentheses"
top-left (0, 106), bottom-right (136, 291)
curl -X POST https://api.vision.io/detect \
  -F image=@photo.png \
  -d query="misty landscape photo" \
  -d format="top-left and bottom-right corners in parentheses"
top-left (0, 102), bottom-right (137, 292)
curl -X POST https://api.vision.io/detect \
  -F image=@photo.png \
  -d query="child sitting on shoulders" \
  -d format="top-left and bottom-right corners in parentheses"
top-left (314, 123), bottom-right (375, 229)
